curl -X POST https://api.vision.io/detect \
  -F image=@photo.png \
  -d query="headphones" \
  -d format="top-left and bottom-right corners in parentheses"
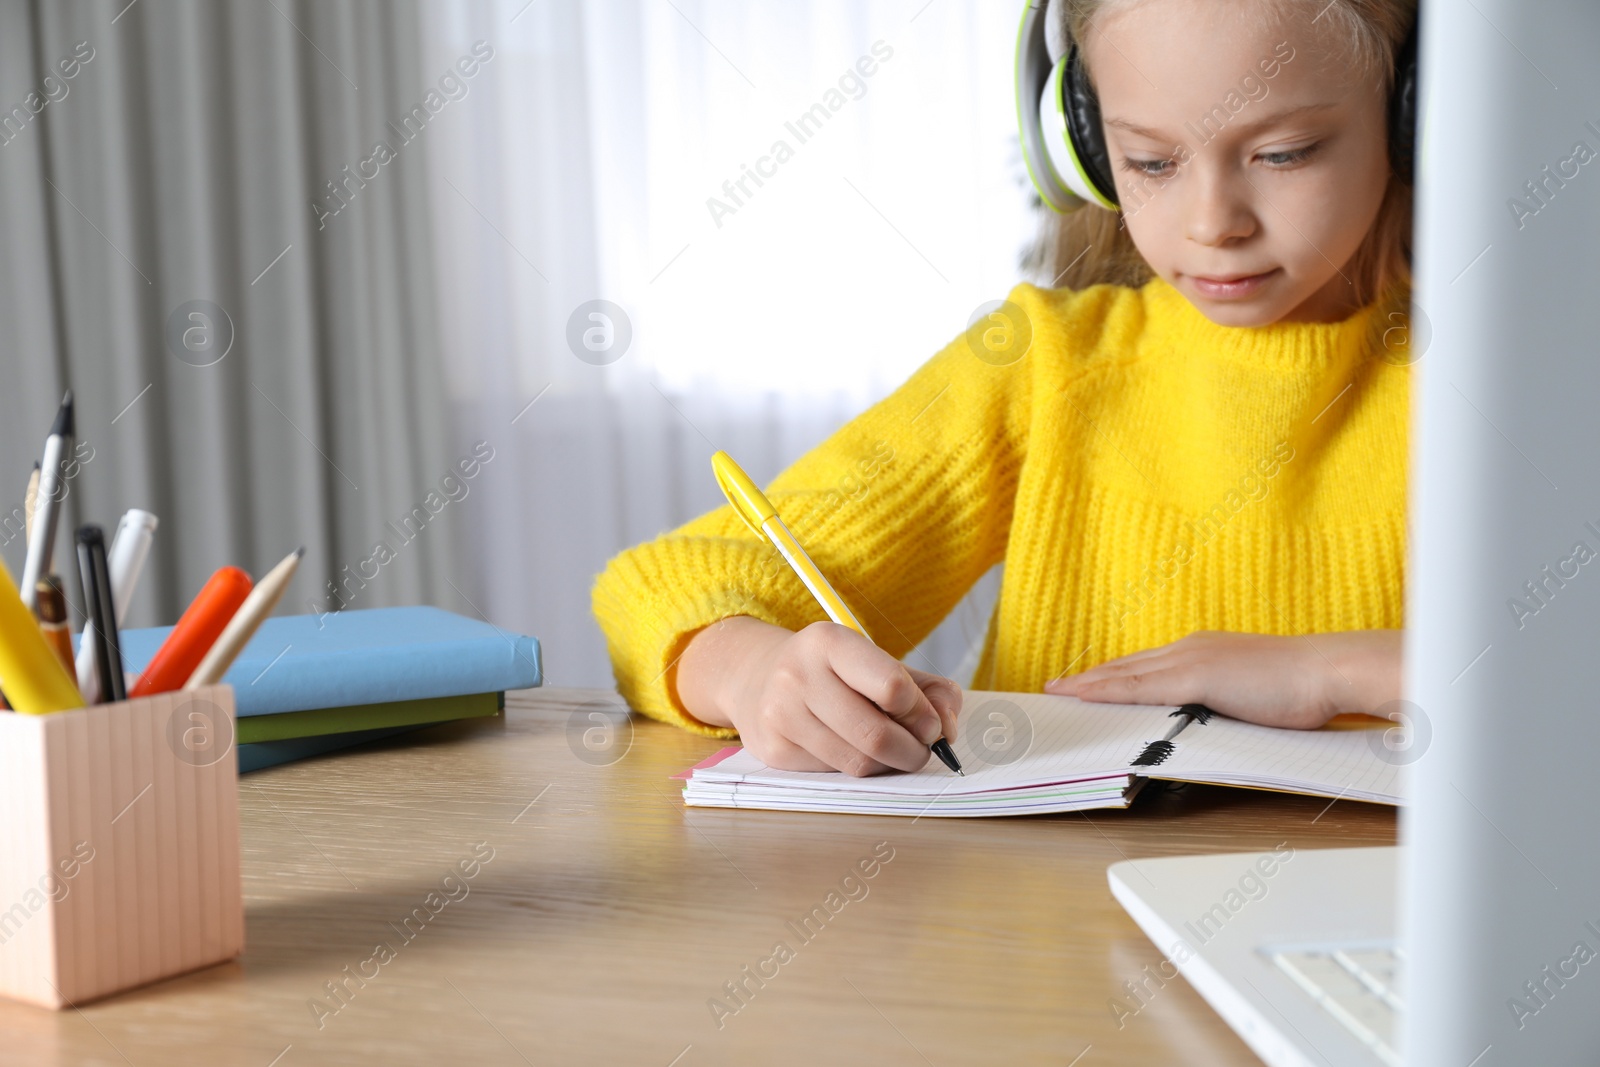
top-left (1015, 0), bottom-right (1419, 212)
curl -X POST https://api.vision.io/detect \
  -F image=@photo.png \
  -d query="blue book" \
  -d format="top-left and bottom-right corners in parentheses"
top-left (115, 606), bottom-right (542, 718)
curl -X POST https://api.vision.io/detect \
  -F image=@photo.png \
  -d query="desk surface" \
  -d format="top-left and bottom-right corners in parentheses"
top-left (0, 688), bottom-right (1398, 1067)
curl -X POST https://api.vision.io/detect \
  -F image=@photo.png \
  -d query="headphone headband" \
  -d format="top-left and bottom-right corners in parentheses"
top-left (1015, 0), bottom-right (1419, 213)
top-left (1015, 1), bottom-right (1082, 210)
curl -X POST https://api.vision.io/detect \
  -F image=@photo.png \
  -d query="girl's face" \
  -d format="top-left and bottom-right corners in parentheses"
top-left (1086, 0), bottom-right (1392, 325)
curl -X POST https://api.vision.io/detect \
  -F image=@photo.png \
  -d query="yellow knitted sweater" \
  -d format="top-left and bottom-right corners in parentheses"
top-left (591, 275), bottom-right (1409, 737)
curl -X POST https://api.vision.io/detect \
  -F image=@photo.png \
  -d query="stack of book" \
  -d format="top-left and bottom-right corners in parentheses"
top-left (116, 606), bottom-right (542, 771)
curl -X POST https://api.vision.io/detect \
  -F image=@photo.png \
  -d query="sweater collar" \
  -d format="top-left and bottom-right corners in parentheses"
top-left (1140, 272), bottom-right (1389, 369)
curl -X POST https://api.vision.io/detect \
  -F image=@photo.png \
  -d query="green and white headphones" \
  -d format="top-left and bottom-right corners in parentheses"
top-left (1014, 0), bottom-right (1420, 213)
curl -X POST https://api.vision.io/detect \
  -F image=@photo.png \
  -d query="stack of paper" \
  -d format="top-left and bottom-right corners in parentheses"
top-left (681, 691), bottom-right (1404, 817)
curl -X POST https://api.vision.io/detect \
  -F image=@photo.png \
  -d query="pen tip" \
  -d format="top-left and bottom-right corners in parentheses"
top-left (293, 545), bottom-right (306, 559)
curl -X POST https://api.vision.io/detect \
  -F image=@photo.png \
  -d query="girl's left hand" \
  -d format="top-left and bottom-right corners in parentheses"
top-left (1043, 630), bottom-right (1402, 730)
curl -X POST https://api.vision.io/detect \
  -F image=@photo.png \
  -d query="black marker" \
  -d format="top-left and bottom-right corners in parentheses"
top-left (77, 525), bottom-right (125, 703)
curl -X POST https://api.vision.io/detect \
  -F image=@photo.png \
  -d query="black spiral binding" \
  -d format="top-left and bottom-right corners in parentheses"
top-left (1130, 738), bottom-right (1176, 767)
top-left (1129, 704), bottom-right (1214, 768)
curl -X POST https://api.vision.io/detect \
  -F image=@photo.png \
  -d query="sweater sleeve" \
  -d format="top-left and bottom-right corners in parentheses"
top-left (590, 284), bottom-right (1044, 735)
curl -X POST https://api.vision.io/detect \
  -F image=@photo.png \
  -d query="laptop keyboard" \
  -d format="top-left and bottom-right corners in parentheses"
top-left (1269, 943), bottom-right (1403, 1066)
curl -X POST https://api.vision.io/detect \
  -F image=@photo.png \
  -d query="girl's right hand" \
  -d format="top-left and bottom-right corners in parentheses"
top-left (724, 620), bottom-right (962, 777)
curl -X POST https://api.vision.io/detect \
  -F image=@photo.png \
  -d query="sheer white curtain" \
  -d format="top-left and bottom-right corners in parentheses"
top-left (418, 0), bottom-right (1039, 688)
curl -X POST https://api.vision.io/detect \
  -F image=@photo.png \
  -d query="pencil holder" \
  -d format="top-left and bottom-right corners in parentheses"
top-left (0, 685), bottom-right (244, 1009)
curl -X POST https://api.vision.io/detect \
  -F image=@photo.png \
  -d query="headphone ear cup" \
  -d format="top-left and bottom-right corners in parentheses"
top-left (1388, 18), bottom-right (1420, 184)
top-left (1015, 0), bottom-right (1119, 213)
top-left (1061, 42), bottom-right (1120, 208)
top-left (1039, 59), bottom-right (1117, 210)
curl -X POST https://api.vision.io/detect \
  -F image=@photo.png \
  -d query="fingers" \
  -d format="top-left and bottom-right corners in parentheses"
top-left (748, 732), bottom-right (857, 774)
top-left (784, 700), bottom-right (908, 777)
top-left (825, 635), bottom-right (944, 747)
top-left (1039, 632), bottom-right (1351, 727)
top-left (737, 623), bottom-right (965, 776)
top-left (907, 667), bottom-right (963, 743)
top-left (1049, 647), bottom-right (1190, 696)
top-left (1069, 664), bottom-right (1199, 706)
top-left (1048, 663), bottom-right (1135, 696)
top-left (741, 685), bottom-right (896, 776)
top-left (1082, 644), bottom-right (1174, 671)
top-left (1049, 642), bottom-right (1185, 690)
top-left (809, 671), bottom-right (933, 772)
top-left (1048, 633), bottom-right (1233, 693)
top-left (1046, 674), bottom-right (1080, 696)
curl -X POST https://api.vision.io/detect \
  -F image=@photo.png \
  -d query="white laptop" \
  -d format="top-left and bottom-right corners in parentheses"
top-left (1111, 848), bottom-right (1402, 1066)
top-left (1109, 1), bottom-right (1600, 1063)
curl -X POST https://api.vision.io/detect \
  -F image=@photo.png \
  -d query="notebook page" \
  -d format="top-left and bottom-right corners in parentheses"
top-left (689, 691), bottom-right (1183, 797)
top-left (1148, 714), bottom-right (1404, 804)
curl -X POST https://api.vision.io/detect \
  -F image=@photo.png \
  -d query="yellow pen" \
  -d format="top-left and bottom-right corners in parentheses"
top-left (711, 450), bottom-right (963, 775)
top-left (0, 554), bottom-right (85, 714)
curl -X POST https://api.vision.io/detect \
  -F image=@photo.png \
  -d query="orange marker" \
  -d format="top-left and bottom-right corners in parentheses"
top-left (127, 567), bottom-right (253, 698)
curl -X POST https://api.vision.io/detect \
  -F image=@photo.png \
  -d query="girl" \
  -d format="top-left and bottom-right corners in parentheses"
top-left (592, 0), bottom-right (1416, 777)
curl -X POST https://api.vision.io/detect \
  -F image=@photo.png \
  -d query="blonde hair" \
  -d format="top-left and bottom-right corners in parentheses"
top-left (1020, 0), bottom-right (1418, 312)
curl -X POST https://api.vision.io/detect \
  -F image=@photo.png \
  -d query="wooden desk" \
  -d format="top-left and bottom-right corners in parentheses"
top-left (0, 688), bottom-right (1397, 1066)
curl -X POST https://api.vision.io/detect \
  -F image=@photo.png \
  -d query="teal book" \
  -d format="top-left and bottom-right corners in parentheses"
top-left (107, 606), bottom-right (538, 772)
top-left (115, 606), bottom-right (542, 717)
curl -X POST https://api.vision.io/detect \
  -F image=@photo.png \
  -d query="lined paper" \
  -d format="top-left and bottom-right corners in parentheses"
top-left (1149, 714), bottom-right (1403, 804)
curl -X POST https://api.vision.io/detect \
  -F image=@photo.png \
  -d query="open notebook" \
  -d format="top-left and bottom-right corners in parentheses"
top-left (679, 691), bottom-right (1404, 817)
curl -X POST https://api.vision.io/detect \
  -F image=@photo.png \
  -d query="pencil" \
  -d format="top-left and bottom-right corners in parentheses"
top-left (23, 462), bottom-right (39, 546)
top-left (184, 547), bottom-right (304, 689)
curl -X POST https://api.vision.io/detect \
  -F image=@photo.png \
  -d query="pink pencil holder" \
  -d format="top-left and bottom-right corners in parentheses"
top-left (0, 685), bottom-right (243, 1009)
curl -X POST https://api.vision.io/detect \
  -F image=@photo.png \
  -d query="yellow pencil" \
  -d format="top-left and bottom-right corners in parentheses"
top-left (0, 555), bottom-right (85, 714)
